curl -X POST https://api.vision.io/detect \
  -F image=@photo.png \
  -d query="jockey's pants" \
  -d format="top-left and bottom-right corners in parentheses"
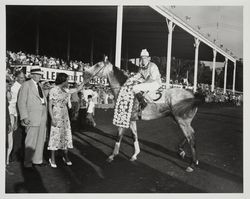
top-left (133, 82), bottom-right (161, 93)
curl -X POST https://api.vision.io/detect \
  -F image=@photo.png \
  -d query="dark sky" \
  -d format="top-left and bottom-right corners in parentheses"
top-left (6, 6), bottom-right (118, 63)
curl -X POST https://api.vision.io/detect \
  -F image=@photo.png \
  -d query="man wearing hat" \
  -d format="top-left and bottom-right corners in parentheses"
top-left (133, 49), bottom-right (162, 109)
top-left (18, 66), bottom-right (47, 168)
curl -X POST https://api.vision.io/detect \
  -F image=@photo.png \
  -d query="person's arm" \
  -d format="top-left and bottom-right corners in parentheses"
top-left (49, 100), bottom-right (57, 127)
top-left (9, 85), bottom-right (19, 130)
top-left (9, 85), bottom-right (17, 115)
top-left (17, 82), bottom-right (30, 126)
top-left (48, 91), bottom-right (57, 127)
top-left (144, 64), bottom-right (161, 83)
top-left (76, 82), bottom-right (85, 92)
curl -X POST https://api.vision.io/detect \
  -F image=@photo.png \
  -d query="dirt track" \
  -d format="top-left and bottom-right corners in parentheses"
top-left (6, 103), bottom-right (243, 193)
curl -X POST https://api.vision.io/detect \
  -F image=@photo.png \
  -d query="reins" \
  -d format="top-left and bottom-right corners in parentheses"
top-left (83, 61), bottom-right (123, 91)
top-left (82, 62), bottom-right (106, 85)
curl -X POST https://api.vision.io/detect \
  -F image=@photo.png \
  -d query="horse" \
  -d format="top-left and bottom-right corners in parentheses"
top-left (83, 60), bottom-right (202, 172)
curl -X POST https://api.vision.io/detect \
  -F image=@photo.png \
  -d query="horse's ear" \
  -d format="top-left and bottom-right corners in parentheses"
top-left (104, 55), bottom-right (108, 63)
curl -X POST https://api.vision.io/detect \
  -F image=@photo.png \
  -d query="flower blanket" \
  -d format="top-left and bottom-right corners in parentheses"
top-left (113, 74), bottom-right (143, 128)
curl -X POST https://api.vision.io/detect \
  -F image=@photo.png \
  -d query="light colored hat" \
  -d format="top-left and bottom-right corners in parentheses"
top-left (30, 65), bottom-right (44, 75)
top-left (140, 49), bottom-right (150, 57)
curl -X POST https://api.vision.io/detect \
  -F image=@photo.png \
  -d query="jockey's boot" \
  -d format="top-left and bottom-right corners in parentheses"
top-left (135, 92), bottom-right (147, 110)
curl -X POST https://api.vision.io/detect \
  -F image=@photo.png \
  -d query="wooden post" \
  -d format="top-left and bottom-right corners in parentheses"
top-left (211, 49), bottom-right (217, 92)
top-left (166, 19), bottom-right (175, 89)
top-left (193, 38), bottom-right (200, 92)
top-left (232, 61), bottom-right (236, 93)
top-left (90, 34), bottom-right (94, 66)
top-left (223, 58), bottom-right (228, 94)
top-left (67, 28), bottom-right (71, 64)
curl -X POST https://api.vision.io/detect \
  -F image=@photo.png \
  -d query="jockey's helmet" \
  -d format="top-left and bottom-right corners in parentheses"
top-left (140, 49), bottom-right (150, 68)
top-left (140, 49), bottom-right (149, 57)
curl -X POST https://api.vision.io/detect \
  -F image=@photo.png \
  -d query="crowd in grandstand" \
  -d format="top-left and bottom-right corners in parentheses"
top-left (6, 50), bottom-right (90, 72)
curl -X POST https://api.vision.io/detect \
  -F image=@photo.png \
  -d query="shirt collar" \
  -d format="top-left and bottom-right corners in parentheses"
top-left (31, 78), bottom-right (38, 86)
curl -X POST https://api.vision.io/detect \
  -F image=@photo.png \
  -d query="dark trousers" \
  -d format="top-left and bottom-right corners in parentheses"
top-left (77, 108), bottom-right (87, 130)
top-left (11, 124), bottom-right (25, 162)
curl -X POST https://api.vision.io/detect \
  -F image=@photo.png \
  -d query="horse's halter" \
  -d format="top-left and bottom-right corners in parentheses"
top-left (83, 61), bottom-right (107, 85)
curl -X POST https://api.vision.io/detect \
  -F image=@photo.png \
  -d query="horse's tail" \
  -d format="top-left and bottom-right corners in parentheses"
top-left (172, 92), bottom-right (204, 117)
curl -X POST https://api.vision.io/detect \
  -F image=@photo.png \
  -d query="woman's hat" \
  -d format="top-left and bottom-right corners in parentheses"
top-left (30, 66), bottom-right (44, 75)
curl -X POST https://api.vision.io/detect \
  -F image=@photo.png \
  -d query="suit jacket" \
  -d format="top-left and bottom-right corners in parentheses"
top-left (18, 79), bottom-right (47, 126)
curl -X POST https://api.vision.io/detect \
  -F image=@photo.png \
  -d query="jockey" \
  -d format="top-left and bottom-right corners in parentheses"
top-left (133, 49), bottom-right (162, 109)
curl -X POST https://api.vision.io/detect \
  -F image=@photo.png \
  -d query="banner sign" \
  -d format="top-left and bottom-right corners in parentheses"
top-left (11, 65), bottom-right (108, 85)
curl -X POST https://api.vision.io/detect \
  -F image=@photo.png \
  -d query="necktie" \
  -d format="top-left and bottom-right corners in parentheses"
top-left (37, 83), bottom-right (44, 98)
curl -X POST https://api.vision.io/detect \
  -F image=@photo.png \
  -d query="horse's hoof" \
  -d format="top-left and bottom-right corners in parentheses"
top-left (106, 157), bottom-right (114, 163)
top-left (179, 151), bottom-right (186, 159)
top-left (130, 156), bottom-right (137, 161)
top-left (185, 166), bottom-right (194, 172)
top-left (185, 160), bottom-right (199, 172)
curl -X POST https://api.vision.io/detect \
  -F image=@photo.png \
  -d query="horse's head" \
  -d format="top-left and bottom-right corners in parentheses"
top-left (83, 57), bottom-right (113, 80)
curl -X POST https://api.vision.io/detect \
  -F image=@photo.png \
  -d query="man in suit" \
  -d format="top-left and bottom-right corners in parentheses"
top-left (18, 66), bottom-right (47, 168)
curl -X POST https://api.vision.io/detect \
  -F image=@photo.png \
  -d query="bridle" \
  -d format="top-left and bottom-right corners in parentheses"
top-left (82, 61), bottom-right (107, 85)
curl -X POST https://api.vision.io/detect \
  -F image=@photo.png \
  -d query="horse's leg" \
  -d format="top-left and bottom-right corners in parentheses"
top-left (129, 121), bottom-right (140, 161)
top-left (107, 127), bottom-right (125, 162)
top-left (178, 138), bottom-right (187, 159)
top-left (176, 116), bottom-right (198, 172)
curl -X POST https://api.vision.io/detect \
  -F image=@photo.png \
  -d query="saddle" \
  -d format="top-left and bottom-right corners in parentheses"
top-left (131, 88), bottom-right (165, 120)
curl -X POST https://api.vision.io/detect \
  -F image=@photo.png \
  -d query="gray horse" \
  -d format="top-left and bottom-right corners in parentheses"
top-left (84, 60), bottom-right (202, 172)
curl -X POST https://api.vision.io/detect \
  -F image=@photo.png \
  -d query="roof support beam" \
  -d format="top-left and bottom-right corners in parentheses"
top-left (67, 27), bottom-right (71, 63)
top-left (211, 49), bottom-right (217, 92)
top-left (115, 5), bottom-right (123, 68)
top-left (193, 38), bottom-right (200, 93)
top-left (223, 58), bottom-right (228, 94)
top-left (35, 22), bottom-right (40, 55)
top-left (166, 19), bottom-right (175, 89)
top-left (150, 5), bottom-right (236, 63)
top-left (90, 34), bottom-right (94, 66)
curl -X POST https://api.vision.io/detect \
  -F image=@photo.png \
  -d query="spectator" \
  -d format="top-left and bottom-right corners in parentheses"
top-left (82, 86), bottom-right (97, 102)
top-left (17, 66), bottom-right (48, 168)
top-left (6, 75), bottom-right (14, 175)
top-left (86, 95), bottom-right (96, 127)
top-left (69, 83), bottom-right (80, 121)
top-left (7, 70), bottom-right (25, 164)
top-left (47, 73), bottom-right (84, 168)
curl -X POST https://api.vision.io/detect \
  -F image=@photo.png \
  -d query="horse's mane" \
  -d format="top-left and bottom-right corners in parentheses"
top-left (112, 65), bottom-right (128, 86)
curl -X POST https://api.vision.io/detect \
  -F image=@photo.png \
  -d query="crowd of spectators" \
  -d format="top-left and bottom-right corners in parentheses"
top-left (167, 80), bottom-right (243, 106)
top-left (6, 51), bottom-right (90, 72)
top-left (6, 51), bottom-right (243, 107)
top-left (196, 83), bottom-right (243, 106)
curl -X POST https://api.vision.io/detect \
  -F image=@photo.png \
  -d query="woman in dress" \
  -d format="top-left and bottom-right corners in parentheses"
top-left (48, 73), bottom-right (84, 168)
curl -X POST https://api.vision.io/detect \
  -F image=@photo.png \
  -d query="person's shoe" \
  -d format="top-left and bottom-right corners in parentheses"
top-left (62, 157), bottom-right (72, 166)
top-left (49, 158), bottom-right (57, 168)
top-left (135, 92), bottom-right (147, 110)
top-left (32, 163), bottom-right (48, 167)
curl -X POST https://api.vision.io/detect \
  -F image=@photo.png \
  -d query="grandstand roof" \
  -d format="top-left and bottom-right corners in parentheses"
top-left (6, 5), bottom-right (236, 64)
